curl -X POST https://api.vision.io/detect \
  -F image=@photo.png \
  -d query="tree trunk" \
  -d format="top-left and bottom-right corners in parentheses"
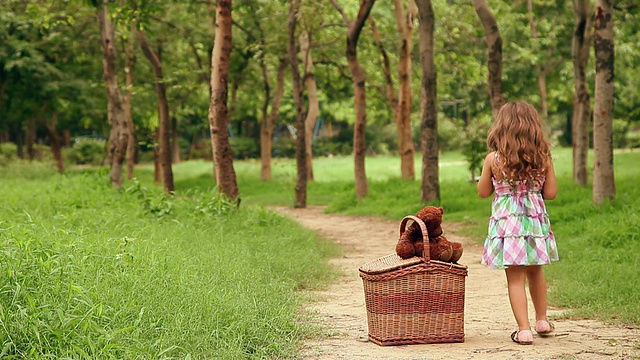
top-left (592, 1), bottom-right (615, 204)
top-left (123, 26), bottom-right (137, 180)
top-left (300, 31), bottom-right (319, 181)
top-left (572, 0), bottom-right (591, 186)
top-left (137, 29), bottom-right (175, 193)
top-left (208, 0), bottom-right (239, 202)
top-left (42, 110), bottom-right (64, 173)
top-left (330, 0), bottom-right (375, 201)
top-left (369, 17), bottom-right (398, 121)
top-left (393, 0), bottom-right (416, 180)
top-left (25, 117), bottom-right (36, 161)
top-left (471, 0), bottom-right (504, 119)
top-left (153, 131), bottom-right (161, 185)
top-left (526, 0), bottom-right (549, 120)
top-left (97, 4), bottom-right (129, 188)
top-left (415, 0), bottom-right (439, 202)
top-left (261, 59), bottom-right (287, 181)
top-left (171, 117), bottom-right (181, 164)
top-left (288, 0), bottom-right (308, 208)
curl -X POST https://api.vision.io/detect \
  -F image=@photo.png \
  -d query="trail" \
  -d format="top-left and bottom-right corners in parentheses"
top-left (274, 206), bottom-right (639, 360)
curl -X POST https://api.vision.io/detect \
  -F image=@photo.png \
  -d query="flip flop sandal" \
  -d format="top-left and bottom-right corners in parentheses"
top-left (535, 320), bottom-right (556, 338)
top-left (511, 330), bottom-right (533, 345)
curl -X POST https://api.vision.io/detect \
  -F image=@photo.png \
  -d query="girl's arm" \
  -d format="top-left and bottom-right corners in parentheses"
top-left (542, 157), bottom-right (558, 200)
top-left (477, 152), bottom-right (495, 198)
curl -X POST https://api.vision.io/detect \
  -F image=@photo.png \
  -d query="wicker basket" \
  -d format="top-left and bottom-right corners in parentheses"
top-left (359, 215), bottom-right (468, 346)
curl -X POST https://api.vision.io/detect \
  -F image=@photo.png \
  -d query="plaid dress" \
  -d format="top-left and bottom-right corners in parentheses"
top-left (481, 175), bottom-right (559, 269)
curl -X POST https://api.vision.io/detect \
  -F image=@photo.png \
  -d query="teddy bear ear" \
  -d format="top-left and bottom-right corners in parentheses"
top-left (438, 207), bottom-right (444, 215)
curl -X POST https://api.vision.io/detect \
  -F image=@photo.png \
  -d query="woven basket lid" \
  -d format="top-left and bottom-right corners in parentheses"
top-left (359, 253), bottom-right (469, 275)
top-left (359, 253), bottom-right (424, 275)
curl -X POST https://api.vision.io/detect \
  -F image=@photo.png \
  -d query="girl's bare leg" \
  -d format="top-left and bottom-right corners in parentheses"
top-left (526, 265), bottom-right (552, 332)
top-left (505, 266), bottom-right (533, 341)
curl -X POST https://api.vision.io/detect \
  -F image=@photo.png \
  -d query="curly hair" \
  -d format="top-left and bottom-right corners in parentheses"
top-left (487, 101), bottom-right (552, 184)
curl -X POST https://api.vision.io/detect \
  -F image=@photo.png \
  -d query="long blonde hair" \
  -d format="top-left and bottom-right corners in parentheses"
top-left (487, 101), bottom-right (551, 183)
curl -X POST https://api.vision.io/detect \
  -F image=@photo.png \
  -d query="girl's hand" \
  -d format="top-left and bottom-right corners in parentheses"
top-left (477, 152), bottom-right (495, 198)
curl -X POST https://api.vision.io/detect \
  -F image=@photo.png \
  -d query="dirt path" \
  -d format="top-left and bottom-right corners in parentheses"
top-left (274, 206), bottom-right (639, 360)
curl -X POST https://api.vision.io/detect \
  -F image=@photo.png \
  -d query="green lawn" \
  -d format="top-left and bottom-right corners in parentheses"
top-left (1, 147), bottom-right (638, 358)
top-left (164, 148), bottom-right (640, 326)
top-left (0, 169), bottom-right (340, 358)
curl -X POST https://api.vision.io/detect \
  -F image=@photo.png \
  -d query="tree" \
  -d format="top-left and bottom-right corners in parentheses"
top-left (300, 30), bottom-right (319, 181)
top-left (96, 2), bottom-right (130, 188)
top-left (260, 59), bottom-right (287, 181)
top-left (525, 0), bottom-right (566, 121)
top-left (122, 24), bottom-right (138, 180)
top-left (572, 0), bottom-right (591, 186)
top-left (471, 0), bottom-right (504, 118)
top-left (415, 0), bottom-right (438, 202)
top-left (330, 0), bottom-right (376, 201)
top-left (136, 26), bottom-right (175, 193)
top-left (592, 0), bottom-right (615, 204)
top-left (208, 0), bottom-right (239, 202)
top-left (393, 0), bottom-right (417, 180)
top-left (288, 0), bottom-right (308, 208)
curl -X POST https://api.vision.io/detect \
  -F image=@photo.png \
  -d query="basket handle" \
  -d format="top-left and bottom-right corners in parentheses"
top-left (399, 215), bottom-right (431, 263)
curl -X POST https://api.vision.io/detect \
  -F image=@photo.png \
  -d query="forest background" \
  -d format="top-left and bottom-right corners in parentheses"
top-left (1, 0), bottom-right (639, 358)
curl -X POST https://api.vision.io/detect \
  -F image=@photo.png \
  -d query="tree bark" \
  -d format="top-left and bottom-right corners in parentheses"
top-left (393, 0), bottom-right (416, 180)
top-left (330, 0), bottom-right (375, 201)
top-left (25, 117), bottom-right (36, 161)
top-left (300, 31), bottom-right (319, 181)
top-left (526, 0), bottom-right (548, 120)
top-left (572, 0), bottom-right (591, 186)
top-left (415, 0), bottom-right (439, 202)
top-left (42, 110), bottom-right (64, 173)
top-left (260, 59), bottom-right (286, 181)
top-left (171, 117), bottom-right (181, 164)
top-left (288, 0), bottom-right (308, 208)
top-left (123, 26), bottom-right (137, 180)
top-left (471, 0), bottom-right (504, 119)
top-left (592, 0), bottom-right (615, 204)
top-left (97, 4), bottom-right (129, 188)
top-left (369, 17), bottom-right (398, 121)
top-left (137, 29), bottom-right (175, 193)
top-left (208, 0), bottom-right (239, 202)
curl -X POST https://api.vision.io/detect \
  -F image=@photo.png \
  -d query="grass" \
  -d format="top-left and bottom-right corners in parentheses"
top-left (2, 147), bottom-right (638, 357)
top-left (0, 170), bottom-right (340, 358)
top-left (157, 148), bottom-right (640, 326)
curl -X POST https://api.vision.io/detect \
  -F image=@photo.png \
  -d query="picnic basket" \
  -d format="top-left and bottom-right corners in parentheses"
top-left (358, 215), bottom-right (468, 346)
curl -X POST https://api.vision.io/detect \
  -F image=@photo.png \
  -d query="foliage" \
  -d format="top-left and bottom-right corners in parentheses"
top-left (0, 170), bottom-right (339, 358)
top-left (461, 116), bottom-right (491, 180)
top-left (230, 136), bottom-right (260, 159)
top-left (0, 142), bottom-right (18, 162)
top-left (67, 140), bottom-right (105, 165)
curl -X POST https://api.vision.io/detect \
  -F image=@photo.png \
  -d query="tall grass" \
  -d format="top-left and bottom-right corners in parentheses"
top-left (158, 149), bottom-right (640, 326)
top-left (0, 169), bottom-right (339, 358)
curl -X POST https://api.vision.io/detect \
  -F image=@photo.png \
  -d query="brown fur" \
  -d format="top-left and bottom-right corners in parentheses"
top-left (395, 206), bottom-right (464, 263)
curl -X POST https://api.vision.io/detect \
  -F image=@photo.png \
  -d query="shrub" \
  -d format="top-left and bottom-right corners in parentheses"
top-left (0, 142), bottom-right (18, 161)
top-left (68, 140), bottom-right (105, 165)
top-left (230, 136), bottom-right (259, 159)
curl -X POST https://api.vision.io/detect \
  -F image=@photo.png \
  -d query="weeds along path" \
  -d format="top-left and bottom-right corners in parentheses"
top-left (274, 206), bottom-right (640, 360)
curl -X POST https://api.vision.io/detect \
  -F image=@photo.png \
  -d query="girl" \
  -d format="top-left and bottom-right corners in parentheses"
top-left (477, 101), bottom-right (559, 345)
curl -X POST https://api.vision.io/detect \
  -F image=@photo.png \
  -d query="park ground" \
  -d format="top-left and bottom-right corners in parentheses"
top-left (275, 206), bottom-right (640, 360)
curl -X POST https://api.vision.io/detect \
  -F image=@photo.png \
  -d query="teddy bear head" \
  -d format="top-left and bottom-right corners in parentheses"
top-left (415, 206), bottom-right (444, 239)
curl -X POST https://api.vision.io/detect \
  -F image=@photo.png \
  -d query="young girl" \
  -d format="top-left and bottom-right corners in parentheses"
top-left (477, 101), bottom-right (559, 345)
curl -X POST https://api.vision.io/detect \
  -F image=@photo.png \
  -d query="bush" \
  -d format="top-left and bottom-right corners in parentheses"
top-left (68, 140), bottom-right (105, 165)
top-left (230, 136), bottom-right (259, 159)
top-left (612, 118), bottom-right (629, 148)
top-left (0, 142), bottom-right (18, 161)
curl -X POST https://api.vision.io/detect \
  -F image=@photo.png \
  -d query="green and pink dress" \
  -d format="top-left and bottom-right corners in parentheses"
top-left (482, 171), bottom-right (559, 269)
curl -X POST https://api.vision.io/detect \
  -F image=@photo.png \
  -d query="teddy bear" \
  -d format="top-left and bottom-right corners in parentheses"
top-left (395, 206), bottom-right (463, 263)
